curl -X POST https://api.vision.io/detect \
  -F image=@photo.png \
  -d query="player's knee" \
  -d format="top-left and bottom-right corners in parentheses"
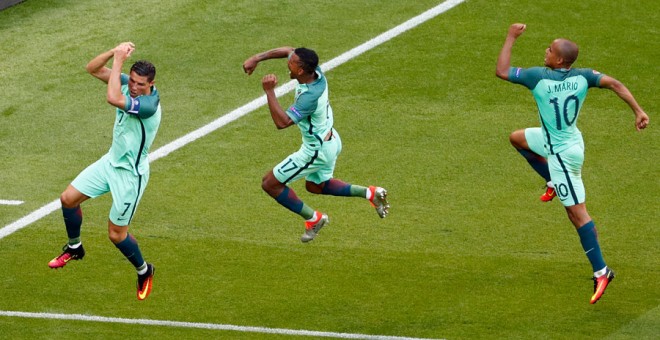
top-left (565, 204), bottom-right (591, 228)
top-left (261, 173), bottom-right (284, 198)
top-left (107, 225), bottom-right (127, 244)
top-left (261, 176), bottom-right (271, 193)
top-left (60, 191), bottom-right (77, 208)
top-left (509, 130), bottom-right (525, 149)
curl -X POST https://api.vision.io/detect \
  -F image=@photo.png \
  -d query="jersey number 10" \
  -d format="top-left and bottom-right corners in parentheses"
top-left (549, 95), bottom-right (580, 130)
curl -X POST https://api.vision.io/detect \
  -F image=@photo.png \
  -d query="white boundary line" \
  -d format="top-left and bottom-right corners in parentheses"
top-left (0, 0), bottom-right (466, 241)
top-left (0, 200), bottom-right (24, 205)
top-left (0, 310), bottom-right (443, 340)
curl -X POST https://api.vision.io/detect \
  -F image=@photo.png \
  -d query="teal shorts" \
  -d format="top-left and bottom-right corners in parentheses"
top-left (71, 154), bottom-right (149, 226)
top-left (525, 127), bottom-right (585, 207)
top-left (273, 130), bottom-right (342, 185)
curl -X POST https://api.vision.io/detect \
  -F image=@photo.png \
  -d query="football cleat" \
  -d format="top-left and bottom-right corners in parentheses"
top-left (540, 186), bottom-right (556, 202)
top-left (368, 186), bottom-right (390, 218)
top-left (48, 244), bottom-right (85, 269)
top-left (590, 267), bottom-right (615, 304)
top-left (301, 212), bottom-right (329, 243)
top-left (137, 263), bottom-right (155, 300)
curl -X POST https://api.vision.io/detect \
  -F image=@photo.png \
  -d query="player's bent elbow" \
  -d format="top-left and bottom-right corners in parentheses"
top-left (274, 118), bottom-right (294, 129)
top-left (85, 61), bottom-right (97, 73)
top-left (495, 69), bottom-right (508, 80)
top-left (106, 96), bottom-right (124, 110)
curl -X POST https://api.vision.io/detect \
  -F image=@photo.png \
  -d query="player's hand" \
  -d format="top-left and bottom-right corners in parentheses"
top-left (635, 111), bottom-right (649, 131)
top-left (262, 74), bottom-right (277, 91)
top-left (113, 42), bottom-right (135, 55)
top-left (508, 23), bottom-right (526, 39)
top-left (113, 42), bottom-right (135, 61)
top-left (243, 56), bottom-right (258, 75)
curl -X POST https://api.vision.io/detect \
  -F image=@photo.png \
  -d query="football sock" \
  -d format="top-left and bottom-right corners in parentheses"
top-left (594, 266), bottom-right (608, 278)
top-left (517, 149), bottom-right (551, 182)
top-left (275, 187), bottom-right (314, 220)
top-left (576, 221), bottom-right (606, 273)
top-left (114, 233), bottom-right (146, 269)
top-left (137, 262), bottom-right (148, 275)
top-left (320, 179), bottom-right (368, 198)
top-left (62, 205), bottom-right (82, 241)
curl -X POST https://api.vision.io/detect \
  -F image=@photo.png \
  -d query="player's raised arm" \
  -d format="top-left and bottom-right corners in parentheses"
top-left (243, 46), bottom-right (295, 75)
top-left (86, 42), bottom-right (134, 83)
top-left (496, 23), bottom-right (526, 80)
top-left (86, 49), bottom-right (113, 83)
top-left (106, 43), bottom-right (134, 110)
top-left (262, 74), bottom-right (294, 129)
top-left (599, 75), bottom-right (650, 131)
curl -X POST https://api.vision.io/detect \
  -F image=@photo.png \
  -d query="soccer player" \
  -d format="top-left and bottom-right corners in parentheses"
top-left (242, 46), bottom-right (390, 242)
top-left (496, 24), bottom-right (649, 304)
top-left (48, 42), bottom-right (162, 300)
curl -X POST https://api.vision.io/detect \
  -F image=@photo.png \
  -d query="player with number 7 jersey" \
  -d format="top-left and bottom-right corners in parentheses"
top-left (48, 42), bottom-right (161, 301)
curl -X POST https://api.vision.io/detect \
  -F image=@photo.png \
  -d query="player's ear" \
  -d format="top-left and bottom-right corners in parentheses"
top-left (556, 57), bottom-right (565, 68)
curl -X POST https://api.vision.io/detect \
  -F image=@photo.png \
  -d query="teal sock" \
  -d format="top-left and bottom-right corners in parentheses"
top-left (114, 233), bottom-right (146, 269)
top-left (576, 221), bottom-right (606, 272)
top-left (320, 179), bottom-right (367, 198)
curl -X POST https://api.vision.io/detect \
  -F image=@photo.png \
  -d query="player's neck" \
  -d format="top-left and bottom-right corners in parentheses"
top-left (298, 73), bottom-right (317, 84)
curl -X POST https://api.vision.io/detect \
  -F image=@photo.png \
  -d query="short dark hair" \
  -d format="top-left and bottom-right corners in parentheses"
top-left (131, 60), bottom-right (156, 82)
top-left (557, 39), bottom-right (579, 66)
top-left (294, 47), bottom-right (318, 75)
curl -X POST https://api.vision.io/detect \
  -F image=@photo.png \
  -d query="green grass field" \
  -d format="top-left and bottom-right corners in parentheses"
top-left (0, 0), bottom-right (658, 338)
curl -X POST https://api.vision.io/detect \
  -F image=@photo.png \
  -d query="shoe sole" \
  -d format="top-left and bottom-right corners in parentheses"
top-left (48, 256), bottom-right (83, 269)
top-left (372, 188), bottom-right (390, 218)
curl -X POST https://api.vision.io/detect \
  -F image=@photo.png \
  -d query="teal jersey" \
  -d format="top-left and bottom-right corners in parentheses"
top-left (285, 66), bottom-right (334, 150)
top-left (508, 67), bottom-right (603, 154)
top-left (108, 73), bottom-right (162, 176)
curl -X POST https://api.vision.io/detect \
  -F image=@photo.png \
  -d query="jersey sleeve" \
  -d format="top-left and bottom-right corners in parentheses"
top-left (120, 73), bottom-right (130, 86)
top-left (575, 68), bottom-right (604, 88)
top-left (507, 67), bottom-right (545, 89)
top-left (286, 91), bottom-right (317, 124)
top-left (123, 90), bottom-right (160, 119)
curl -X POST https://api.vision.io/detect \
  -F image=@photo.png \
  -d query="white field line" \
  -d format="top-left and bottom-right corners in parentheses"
top-left (0, 310), bottom-right (443, 340)
top-left (0, 200), bottom-right (24, 205)
top-left (0, 0), bottom-right (464, 241)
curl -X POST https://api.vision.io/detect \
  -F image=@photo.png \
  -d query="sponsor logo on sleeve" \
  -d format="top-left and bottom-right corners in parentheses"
top-left (515, 68), bottom-right (522, 77)
top-left (289, 106), bottom-right (302, 119)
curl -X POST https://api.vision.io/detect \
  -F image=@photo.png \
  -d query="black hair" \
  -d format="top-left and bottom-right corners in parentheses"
top-left (294, 47), bottom-right (319, 75)
top-left (557, 39), bottom-right (579, 66)
top-left (130, 60), bottom-right (156, 82)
